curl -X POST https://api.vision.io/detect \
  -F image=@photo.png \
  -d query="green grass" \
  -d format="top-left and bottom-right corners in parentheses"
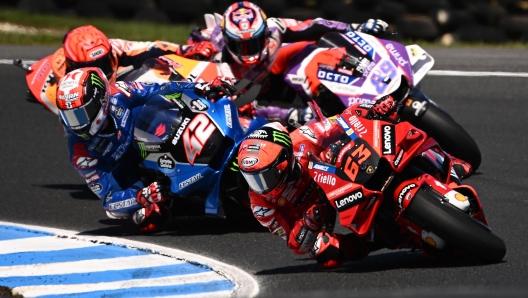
top-left (0, 9), bottom-right (193, 45)
top-left (0, 9), bottom-right (527, 48)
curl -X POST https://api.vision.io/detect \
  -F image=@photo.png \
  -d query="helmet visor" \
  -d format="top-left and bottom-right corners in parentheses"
top-left (226, 33), bottom-right (266, 57)
top-left (59, 97), bottom-right (102, 137)
top-left (240, 147), bottom-right (290, 194)
top-left (66, 52), bottom-right (116, 79)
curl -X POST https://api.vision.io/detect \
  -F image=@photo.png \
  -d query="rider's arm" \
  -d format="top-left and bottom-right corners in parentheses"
top-left (68, 140), bottom-right (144, 218)
top-left (111, 80), bottom-right (200, 108)
top-left (110, 39), bottom-right (197, 69)
top-left (267, 17), bottom-right (350, 43)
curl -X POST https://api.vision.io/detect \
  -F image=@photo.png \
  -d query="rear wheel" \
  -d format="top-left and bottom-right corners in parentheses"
top-left (405, 185), bottom-right (506, 263)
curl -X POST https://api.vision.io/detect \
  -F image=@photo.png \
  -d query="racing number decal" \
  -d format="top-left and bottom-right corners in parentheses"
top-left (370, 61), bottom-right (397, 93)
top-left (183, 114), bottom-right (216, 165)
top-left (343, 143), bottom-right (372, 181)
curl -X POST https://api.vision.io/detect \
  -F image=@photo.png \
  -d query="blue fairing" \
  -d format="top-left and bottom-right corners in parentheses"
top-left (134, 92), bottom-right (267, 216)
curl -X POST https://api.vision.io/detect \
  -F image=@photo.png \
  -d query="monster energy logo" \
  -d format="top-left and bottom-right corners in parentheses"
top-left (273, 131), bottom-right (291, 147)
top-left (137, 142), bottom-right (147, 159)
top-left (165, 92), bottom-right (182, 100)
top-left (90, 73), bottom-right (105, 89)
top-left (229, 160), bottom-right (239, 171)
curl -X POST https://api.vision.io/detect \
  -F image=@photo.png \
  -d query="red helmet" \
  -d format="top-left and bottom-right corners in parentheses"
top-left (222, 1), bottom-right (269, 66)
top-left (63, 25), bottom-right (118, 82)
top-left (238, 123), bottom-right (295, 197)
top-left (56, 67), bottom-right (111, 139)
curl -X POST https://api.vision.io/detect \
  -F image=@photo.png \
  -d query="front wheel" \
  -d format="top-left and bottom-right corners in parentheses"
top-left (400, 92), bottom-right (482, 171)
top-left (406, 185), bottom-right (506, 263)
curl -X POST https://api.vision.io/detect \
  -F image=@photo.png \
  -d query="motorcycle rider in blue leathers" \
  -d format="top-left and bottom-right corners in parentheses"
top-left (56, 67), bottom-right (233, 233)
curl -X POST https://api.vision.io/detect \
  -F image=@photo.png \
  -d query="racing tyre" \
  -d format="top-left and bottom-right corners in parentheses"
top-left (401, 97), bottom-right (482, 172)
top-left (406, 186), bottom-right (506, 263)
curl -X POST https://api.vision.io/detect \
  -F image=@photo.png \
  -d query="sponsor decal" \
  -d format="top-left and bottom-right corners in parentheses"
top-left (85, 174), bottom-right (100, 184)
top-left (327, 183), bottom-right (355, 199)
top-left (273, 227), bottom-right (287, 240)
top-left (273, 130), bottom-right (291, 146)
top-left (145, 144), bottom-right (161, 151)
top-left (248, 144), bottom-right (261, 151)
top-left (154, 123), bottom-right (166, 137)
top-left (179, 173), bottom-right (203, 189)
top-left (241, 157), bottom-right (259, 168)
top-left (317, 69), bottom-right (354, 84)
top-left (337, 116), bottom-right (351, 131)
top-left (295, 144), bottom-right (305, 160)
top-left (89, 48), bottom-right (104, 58)
top-left (309, 163), bottom-right (329, 172)
top-left (454, 193), bottom-right (467, 202)
top-left (299, 126), bottom-right (317, 141)
top-left (58, 92), bottom-right (78, 101)
top-left (393, 148), bottom-right (404, 167)
top-left (348, 115), bottom-right (367, 138)
top-left (313, 172), bottom-right (336, 186)
top-left (347, 96), bottom-right (373, 106)
top-left (248, 129), bottom-right (268, 139)
top-left (373, 120), bottom-right (380, 150)
top-left (224, 104), bottom-right (232, 128)
top-left (385, 43), bottom-right (409, 67)
top-left (102, 142), bottom-right (113, 157)
top-left (382, 125), bottom-right (395, 155)
top-left (172, 117), bottom-right (191, 145)
top-left (287, 74), bottom-right (306, 84)
top-left (363, 195), bottom-right (378, 211)
top-left (158, 154), bottom-right (175, 173)
top-left (89, 183), bottom-right (103, 193)
top-left (397, 183), bottom-right (417, 209)
top-left (335, 189), bottom-right (365, 212)
top-left (108, 198), bottom-right (138, 211)
top-left (75, 157), bottom-right (98, 169)
top-left (344, 31), bottom-right (374, 56)
top-left (406, 99), bottom-right (427, 117)
top-left (191, 98), bottom-right (208, 111)
top-left (115, 106), bottom-right (125, 119)
top-left (253, 206), bottom-right (274, 217)
top-left (115, 81), bottom-right (131, 97)
top-left (120, 109), bottom-right (130, 127)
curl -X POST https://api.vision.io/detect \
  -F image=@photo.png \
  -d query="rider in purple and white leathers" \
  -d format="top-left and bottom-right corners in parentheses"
top-left (195, 2), bottom-right (388, 129)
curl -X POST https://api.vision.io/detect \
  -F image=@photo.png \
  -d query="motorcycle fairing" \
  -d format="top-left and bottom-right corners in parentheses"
top-left (24, 54), bottom-right (59, 114)
top-left (283, 31), bottom-right (435, 108)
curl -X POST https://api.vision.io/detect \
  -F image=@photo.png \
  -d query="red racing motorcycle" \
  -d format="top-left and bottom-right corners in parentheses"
top-left (306, 102), bottom-right (506, 263)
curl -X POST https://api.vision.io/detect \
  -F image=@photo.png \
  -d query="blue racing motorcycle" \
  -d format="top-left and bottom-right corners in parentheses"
top-left (133, 89), bottom-right (267, 218)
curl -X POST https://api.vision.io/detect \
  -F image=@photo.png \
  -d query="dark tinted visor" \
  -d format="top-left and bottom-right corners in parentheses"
top-left (226, 33), bottom-right (266, 57)
top-left (66, 52), bottom-right (115, 78)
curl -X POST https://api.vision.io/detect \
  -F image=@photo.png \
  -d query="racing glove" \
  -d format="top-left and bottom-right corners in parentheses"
top-left (309, 232), bottom-right (369, 268)
top-left (136, 181), bottom-right (167, 207)
top-left (183, 40), bottom-right (216, 61)
top-left (194, 76), bottom-right (237, 101)
top-left (286, 107), bottom-right (314, 130)
top-left (132, 202), bottom-right (170, 233)
top-left (371, 95), bottom-right (398, 121)
top-left (356, 19), bottom-right (389, 37)
top-left (288, 203), bottom-right (326, 254)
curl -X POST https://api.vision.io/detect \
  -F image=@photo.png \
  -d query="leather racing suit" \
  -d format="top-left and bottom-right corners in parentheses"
top-left (51, 39), bottom-right (203, 82)
top-left (65, 80), bottom-right (199, 219)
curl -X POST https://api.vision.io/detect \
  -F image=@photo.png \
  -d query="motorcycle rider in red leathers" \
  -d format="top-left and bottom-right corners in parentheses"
top-left (237, 96), bottom-right (473, 268)
top-left (193, 1), bottom-right (389, 127)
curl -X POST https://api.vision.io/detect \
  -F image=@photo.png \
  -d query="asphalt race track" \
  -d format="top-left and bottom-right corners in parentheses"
top-left (1, 45), bottom-right (528, 297)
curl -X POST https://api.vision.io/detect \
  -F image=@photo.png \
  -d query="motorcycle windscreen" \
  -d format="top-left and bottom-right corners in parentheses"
top-left (134, 94), bottom-right (184, 145)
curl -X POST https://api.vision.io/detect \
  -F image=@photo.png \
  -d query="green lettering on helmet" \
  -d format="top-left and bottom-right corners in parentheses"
top-left (273, 131), bottom-right (291, 147)
top-left (90, 73), bottom-right (105, 89)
